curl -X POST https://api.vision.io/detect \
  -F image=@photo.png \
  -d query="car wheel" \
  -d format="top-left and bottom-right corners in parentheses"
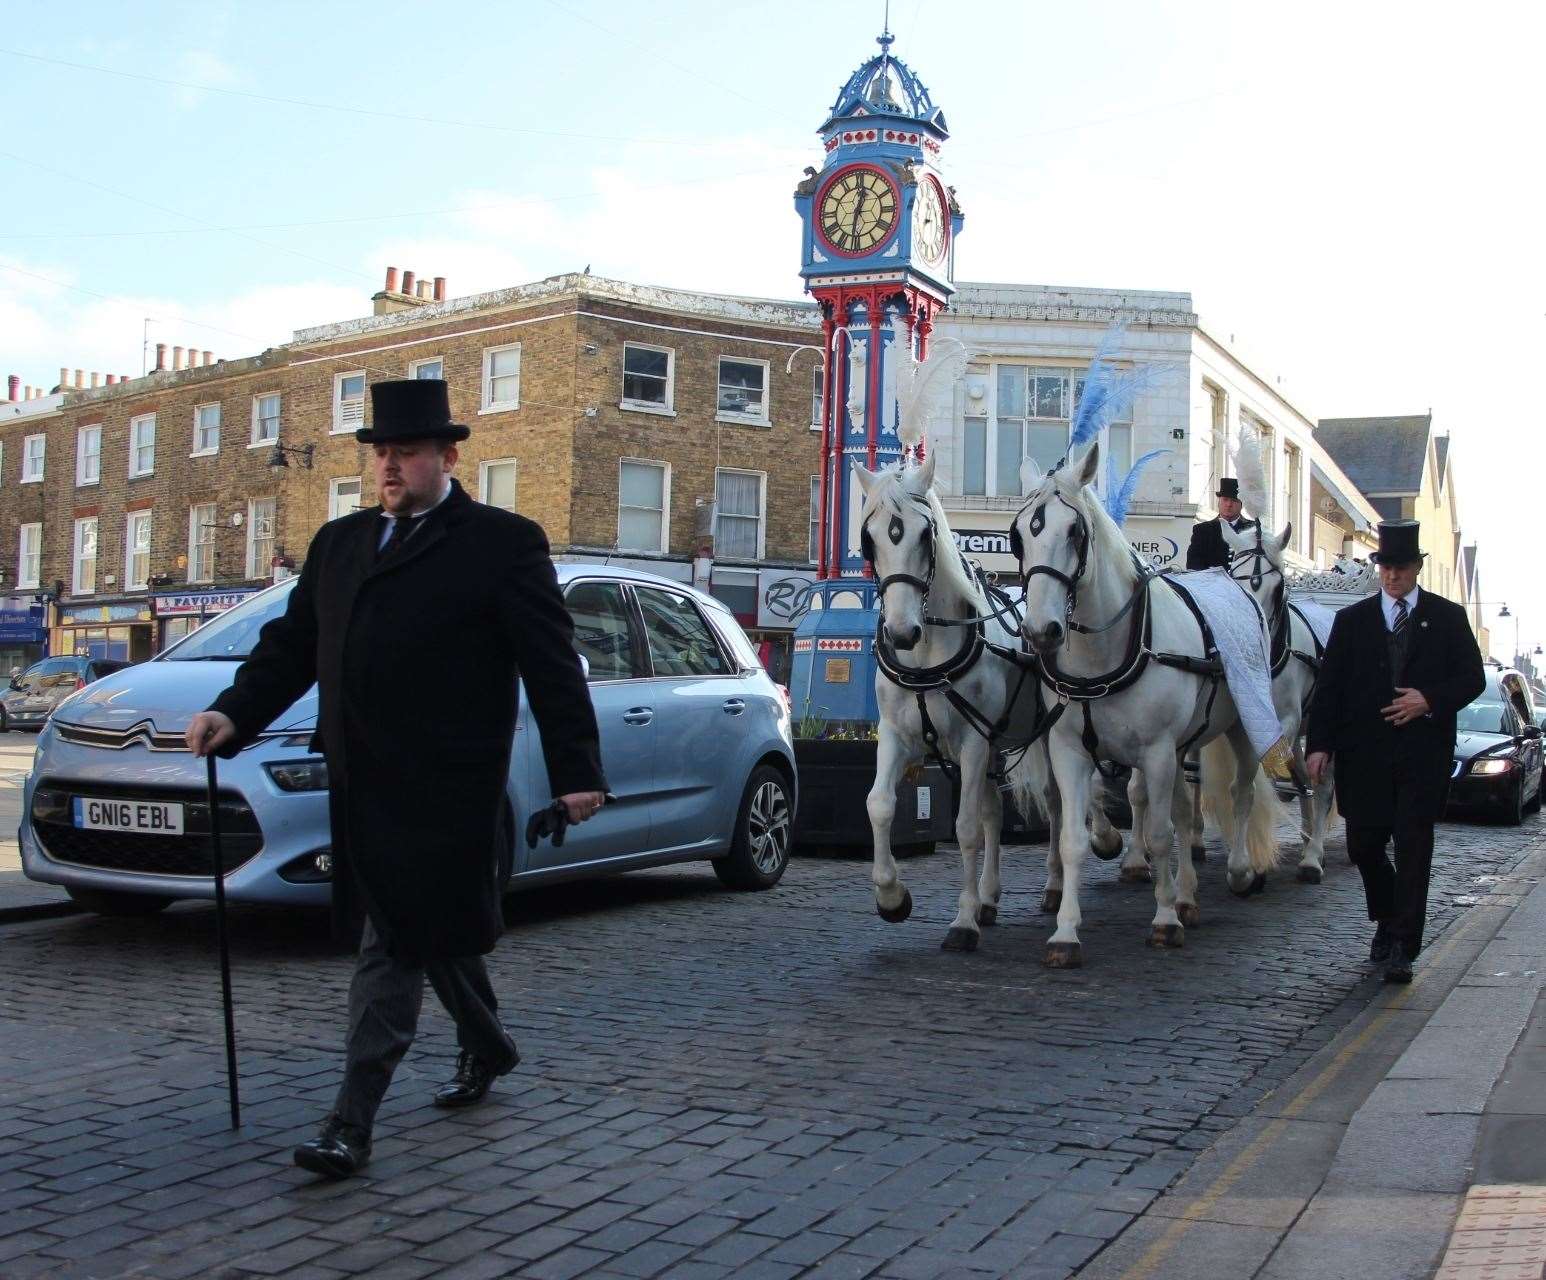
top-left (1528, 778), bottom-right (1543, 815)
top-left (65, 886), bottom-right (174, 916)
top-left (713, 764), bottom-right (792, 891)
top-left (0, 705), bottom-right (7, 731)
top-left (1502, 780), bottom-right (1525, 826)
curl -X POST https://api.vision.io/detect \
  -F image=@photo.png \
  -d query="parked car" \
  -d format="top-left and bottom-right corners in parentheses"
top-left (20, 566), bottom-right (796, 916)
top-left (1447, 666), bottom-right (1543, 825)
top-left (2, 656), bottom-right (132, 732)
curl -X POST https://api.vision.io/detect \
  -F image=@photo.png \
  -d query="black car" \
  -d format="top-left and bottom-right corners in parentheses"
top-left (1447, 667), bottom-right (1543, 824)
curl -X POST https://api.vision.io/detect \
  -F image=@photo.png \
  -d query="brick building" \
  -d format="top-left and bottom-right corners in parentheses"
top-left (2, 272), bottom-right (826, 671)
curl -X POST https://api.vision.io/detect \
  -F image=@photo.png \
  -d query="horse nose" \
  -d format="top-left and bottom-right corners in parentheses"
top-left (889, 624), bottom-right (922, 651)
top-left (1026, 620), bottom-right (1063, 653)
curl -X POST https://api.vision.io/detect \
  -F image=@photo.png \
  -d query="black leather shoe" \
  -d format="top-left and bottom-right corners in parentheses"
top-left (1383, 942), bottom-right (1413, 984)
top-left (434, 1049), bottom-right (513, 1109)
top-left (293, 1114), bottom-right (371, 1180)
top-left (1369, 923), bottom-right (1393, 964)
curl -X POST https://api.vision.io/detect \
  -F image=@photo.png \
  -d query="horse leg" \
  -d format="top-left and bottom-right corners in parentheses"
top-left (1042, 765), bottom-right (1065, 914)
top-left (867, 726), bottom-right (914, 923)
top-left (1045, 743), bottom-right (1089, 967)
top-left (1172, 762), bottom-right (1201, 928)
top-left (1140, 748), bottom-right (1185, 948)
top-left (1223, 726), bottom-right (1269, 896)
top-left (978, 782), bottom-right (1004, 926)
top-left (1088, 766), bottom-right (1124, 862)
top-left (1120, 767), bottom-right (1153, 883)
top-left (944, 736), bottom-right (992, 952)
top-left (1291, 741), bottom-right (1325, 884)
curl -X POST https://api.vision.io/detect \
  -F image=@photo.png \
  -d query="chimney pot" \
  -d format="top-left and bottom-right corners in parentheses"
top-left (402, 270), bottom-right (416, 296)
top-left (155, 343), bottom-right (168, 371)
top-left (203, 350), bottom-right (214, 366)
top-left (385, 266), bottom-right (399, 293)
top-left (74, 369), bottom-right (84, 388)
top-left (6, 374), bottom-right (17, 401)
top-left (433, 276), bottom-right (446, 302)
top-left (415, 280), bottom-right (428, 299)
top-left (172, 346), bottom-right (185, 371)
top-left (106, 374), bottom-right (117, 385)
top-left (59, 366), bottom-right (69, 388)
top-left (90, 372), bottom-right (101, 388)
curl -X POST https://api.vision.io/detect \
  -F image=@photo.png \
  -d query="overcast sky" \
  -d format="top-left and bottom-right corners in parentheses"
top-left (2, 0), bottom-right (1540, 657)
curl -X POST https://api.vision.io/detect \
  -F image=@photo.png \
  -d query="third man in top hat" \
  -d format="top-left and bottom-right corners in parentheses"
top-left (1186, 478), bottom-right (1258, 570)
top-left (1307, 520), bottom-right (1485, 983)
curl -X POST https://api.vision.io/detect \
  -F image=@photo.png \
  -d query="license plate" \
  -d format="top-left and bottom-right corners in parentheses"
top-left (72, 797), bottom-right (185, 835)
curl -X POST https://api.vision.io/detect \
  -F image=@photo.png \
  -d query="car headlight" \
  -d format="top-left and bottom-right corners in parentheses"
top-left (265, 759), bottom-right (330, 792)
top-left (1469, 758), bottom-right (1514, 776)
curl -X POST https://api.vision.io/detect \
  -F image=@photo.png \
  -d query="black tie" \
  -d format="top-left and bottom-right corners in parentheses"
top-left (1393, 597), bottom-right (1408, 638)
top-left (377, 515), bottom-right (414, 561)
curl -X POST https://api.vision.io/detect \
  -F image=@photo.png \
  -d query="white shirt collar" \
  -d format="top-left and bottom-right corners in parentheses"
top-left (1382, 584), bottom-right (1420, 628)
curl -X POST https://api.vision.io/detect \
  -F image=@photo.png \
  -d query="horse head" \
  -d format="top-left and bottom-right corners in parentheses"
top-left (1224, 519), bottom-right (1292, 620)
top-left (854, 451), bottom-right (938, 652)
top-left (1012, 440), bottom-right (1100, 655)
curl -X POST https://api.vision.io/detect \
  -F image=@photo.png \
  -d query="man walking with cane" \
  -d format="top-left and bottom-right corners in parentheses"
top-left (187, 379), bottom-right (607, 1179)
top-left (1307, 520), bottom-right (1484, 984)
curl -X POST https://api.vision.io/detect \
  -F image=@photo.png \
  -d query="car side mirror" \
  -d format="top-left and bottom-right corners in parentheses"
top-left (1522, 724), bottom-right (1541, 740)
top-left (577, 654), bottom-right (590, 680)
top-left (7, 678), bottom-right (20, 691)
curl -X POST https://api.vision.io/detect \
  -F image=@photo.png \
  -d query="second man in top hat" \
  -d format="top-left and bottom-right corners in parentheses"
top-left (1186, 477), bottom-right (1258, 571)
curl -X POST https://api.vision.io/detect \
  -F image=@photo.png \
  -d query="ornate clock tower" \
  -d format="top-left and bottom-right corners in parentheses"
top-left (794, 26), bottom-right (963, 581)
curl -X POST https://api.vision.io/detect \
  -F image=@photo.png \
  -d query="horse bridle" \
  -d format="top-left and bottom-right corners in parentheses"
top-left (1011, 492), bottom-right (1090, 627)
top-left (1228, 530), bottom-right (1286, 619)
top-left (860, 496), bottom-right (938, 608)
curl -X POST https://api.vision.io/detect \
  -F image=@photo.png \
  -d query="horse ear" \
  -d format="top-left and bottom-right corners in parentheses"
top-left (1277, 522), bottom-right (1292, 554)
top-left (1019, 455), bottom-right (1044, 495)
top-left (1070, 440), bottom-right (1100, 489)
top-left (850, 458), bottom-right (878, 495)
top-left (911, 448), bottom-right (937, 493)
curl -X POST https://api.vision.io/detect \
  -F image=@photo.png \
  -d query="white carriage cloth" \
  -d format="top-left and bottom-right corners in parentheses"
top-left (1288, 597), bottom-right (1337, 651)
top-left (1164, 569), bottom-right (1282, 760)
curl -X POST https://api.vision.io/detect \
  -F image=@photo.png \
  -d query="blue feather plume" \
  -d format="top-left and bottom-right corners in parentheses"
top-left (1067, 322), bottom-right (1172, 456)
top-left (1104, 449), bottom-right (1171, 526)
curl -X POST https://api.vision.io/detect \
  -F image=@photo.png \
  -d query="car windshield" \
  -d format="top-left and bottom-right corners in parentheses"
top-left (1457, 700), bottom-right (1510, 735)
top-left (161, 582), bottom-right (296, 661)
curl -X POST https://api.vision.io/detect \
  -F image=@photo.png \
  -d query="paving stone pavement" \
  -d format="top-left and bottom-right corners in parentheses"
top-left (0, 810), bottom-right (1540, 1280)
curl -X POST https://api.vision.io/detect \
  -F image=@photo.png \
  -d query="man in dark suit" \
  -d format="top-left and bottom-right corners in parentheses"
top-left (187, 380), bottom-right (608, 1179)
top-left (1186, 478), bottom-right (1258, 570)
top-left (1307, 520), bottom-right (1485, 983)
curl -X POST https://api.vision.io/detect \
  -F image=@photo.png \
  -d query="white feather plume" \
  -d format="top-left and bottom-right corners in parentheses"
top-left (1231, 418), bottom-right (1269, 521)
top-left (895, 336), bottom-right (968, 451)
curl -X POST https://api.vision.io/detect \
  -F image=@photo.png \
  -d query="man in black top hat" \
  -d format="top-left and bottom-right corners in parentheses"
top-left (1307, 520), bottom-right (1485, 983)
top-left (1186, 478), bottom-right (1257, 570)
top-left (187, 379), bottom-right (609, 1178)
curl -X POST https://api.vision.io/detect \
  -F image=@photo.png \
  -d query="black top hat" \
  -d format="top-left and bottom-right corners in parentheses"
top-left (1370, 520), bottom-right (1426, 565)
top-left (356, 379), bottom-right (470, 444)
top-left (1216, 478), bottom-right (1240, 500)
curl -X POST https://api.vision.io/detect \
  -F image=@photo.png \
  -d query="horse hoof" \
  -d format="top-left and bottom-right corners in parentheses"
top-left (1297, 865), bottom-right (1323, 885)
top-left (1091, 834), bottom-right (1124, 863)
top-left (1248, 873), bottom-right (1267, 896)
top-left (1177, 903), bottom-right (1201, 928)
top-left (978, 902), bottom-right (998, 926)
top-left (1044, 941), bottom-right (1083, 968)
top-left (1041, 889), bottom-right (1062, 914)
top-left (941, 927), bottom-right (979, 953)
top-left (1191, 845), bottom-right (1207, 862)
top-left (876, 888), bottom-right (913, 924)
top-left (1147, 924), bottom-right (1185, 949)
top-left (1119, 865), bottom-right (1153, 884)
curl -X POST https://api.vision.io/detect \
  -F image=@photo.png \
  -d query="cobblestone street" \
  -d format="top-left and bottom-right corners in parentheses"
top-left (1, 804), bottom-right (1540, 1280)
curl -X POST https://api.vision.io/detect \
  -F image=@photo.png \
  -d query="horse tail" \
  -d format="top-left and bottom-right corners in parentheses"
top-left (1246, 765), bottom-right (1281, 874)
top-left (1198, 738), bottom-right (1282, 874)
top-left (1198, 736), bottom-right (1234, 840)
top-left (1007, 742), bottom-right (1050, 826)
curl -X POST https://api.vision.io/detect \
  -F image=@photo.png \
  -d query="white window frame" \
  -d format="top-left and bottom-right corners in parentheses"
top-left (191, 402), bottom-right (221, 456)
top-left (72, 517), bottom-right (98, 595)
top-left (809, 475), bottom-right (822, 563)
top-left (619, 341), bottom-right (676, 415)
top-left (811, 365), bottom-right (825, 431)
top-left (21, 433), bottom-right (45, 483)
top-left (17, 522), bottom-right (41, 590)
top-left (246, 497), bottom-right (276, 579)
top-left (409, 356), bottom-right (444, 380)
top-left (251, 392), bottom-right (281, 447)
top-left (617, 459), bottom-right (670, 554)
top-left (715, 356), bottom-right (771, 426)
top-left (188, 504), bottom-right (216, 584)
top-left (0, 439), bottom-right (5, 486)
top-left (713, 466), bottom-right (767, 561)
top-left (76, 424), bottom-right (101, 486)
top-left (332, 371), bottom-right (366, 434)
top-left (480, 343), bottom-right (522, 413)
top-left (327, 476), bottom-right (362, 522)
top-left (478, 458), bottom-right (518, 512)
top-left (128, 413), bottom-right (156, 478)
top-left (124, 510), bottom-right (152, 591)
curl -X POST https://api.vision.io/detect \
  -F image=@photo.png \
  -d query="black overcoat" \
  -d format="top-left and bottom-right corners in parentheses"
top-left (210, 480), bottom-right (605, 960)
top-left (1306, 590), bottom-right (1485, 825)
top-left (1185, 516), bottom-right (1257, 570)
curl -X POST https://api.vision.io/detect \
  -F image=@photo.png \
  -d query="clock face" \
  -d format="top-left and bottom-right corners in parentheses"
top-left (817, 167), bottom-right (899, 257)
top-left (913, 176), bottom-right (948, 266)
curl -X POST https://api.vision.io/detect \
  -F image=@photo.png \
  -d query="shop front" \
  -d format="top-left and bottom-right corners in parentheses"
top-left (153, 588), bottom-right (264, 650)
top-left (55, 600), bottom-right (156, 663)
top-left (943, 513), bottom-right (1195, 581)
top-left (751, 568), bottom-right (819, 685)
top-left (0, 596), bottom-right (49, 676)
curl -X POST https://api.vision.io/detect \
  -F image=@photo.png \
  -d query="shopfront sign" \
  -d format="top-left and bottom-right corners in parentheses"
top-left (757, 570), bottom-right (819, 630)
top-left (0, 597), bottom-right (46, 643)
top-left (153, 589), bottom-right (259, 617)
top-left (59, 602), bottom-right (153, 625)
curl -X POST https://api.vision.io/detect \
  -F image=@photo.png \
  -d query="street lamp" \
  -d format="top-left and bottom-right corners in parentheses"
top-left (266, 442), bottom-right (314, 470)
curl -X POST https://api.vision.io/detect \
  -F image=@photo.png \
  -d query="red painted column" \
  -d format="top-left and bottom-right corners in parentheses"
top-left (816, 316), bottom-right (835, 579)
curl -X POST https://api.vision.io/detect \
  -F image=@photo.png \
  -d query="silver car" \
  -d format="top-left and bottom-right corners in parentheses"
top-left (20, 566), bottom-right (795, 916)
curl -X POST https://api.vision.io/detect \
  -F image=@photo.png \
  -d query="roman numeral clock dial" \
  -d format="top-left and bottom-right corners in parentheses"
top-left (817, 167), bottom-right (898, 256)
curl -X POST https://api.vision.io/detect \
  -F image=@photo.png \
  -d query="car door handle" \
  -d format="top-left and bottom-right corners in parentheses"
top-left (622, 708), bottom-right (653, 726)
top-left (722, 699), bottom-right (746, 715)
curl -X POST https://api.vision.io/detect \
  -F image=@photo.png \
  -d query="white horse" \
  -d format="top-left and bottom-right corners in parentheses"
top-left (1221, 520), bottom-right (1338, 881)
top-left (1011, 442), bottom-right (1279, 966)
top-left (856, 455), bottom-right (1122, 953)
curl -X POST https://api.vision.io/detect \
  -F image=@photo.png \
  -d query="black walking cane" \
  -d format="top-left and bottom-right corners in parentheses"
top-left (205, 753), bottom-right (241, 1129)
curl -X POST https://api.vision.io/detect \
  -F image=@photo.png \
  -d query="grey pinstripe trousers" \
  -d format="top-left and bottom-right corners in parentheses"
top-left (333, 917), bottom-right (518, 1131)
